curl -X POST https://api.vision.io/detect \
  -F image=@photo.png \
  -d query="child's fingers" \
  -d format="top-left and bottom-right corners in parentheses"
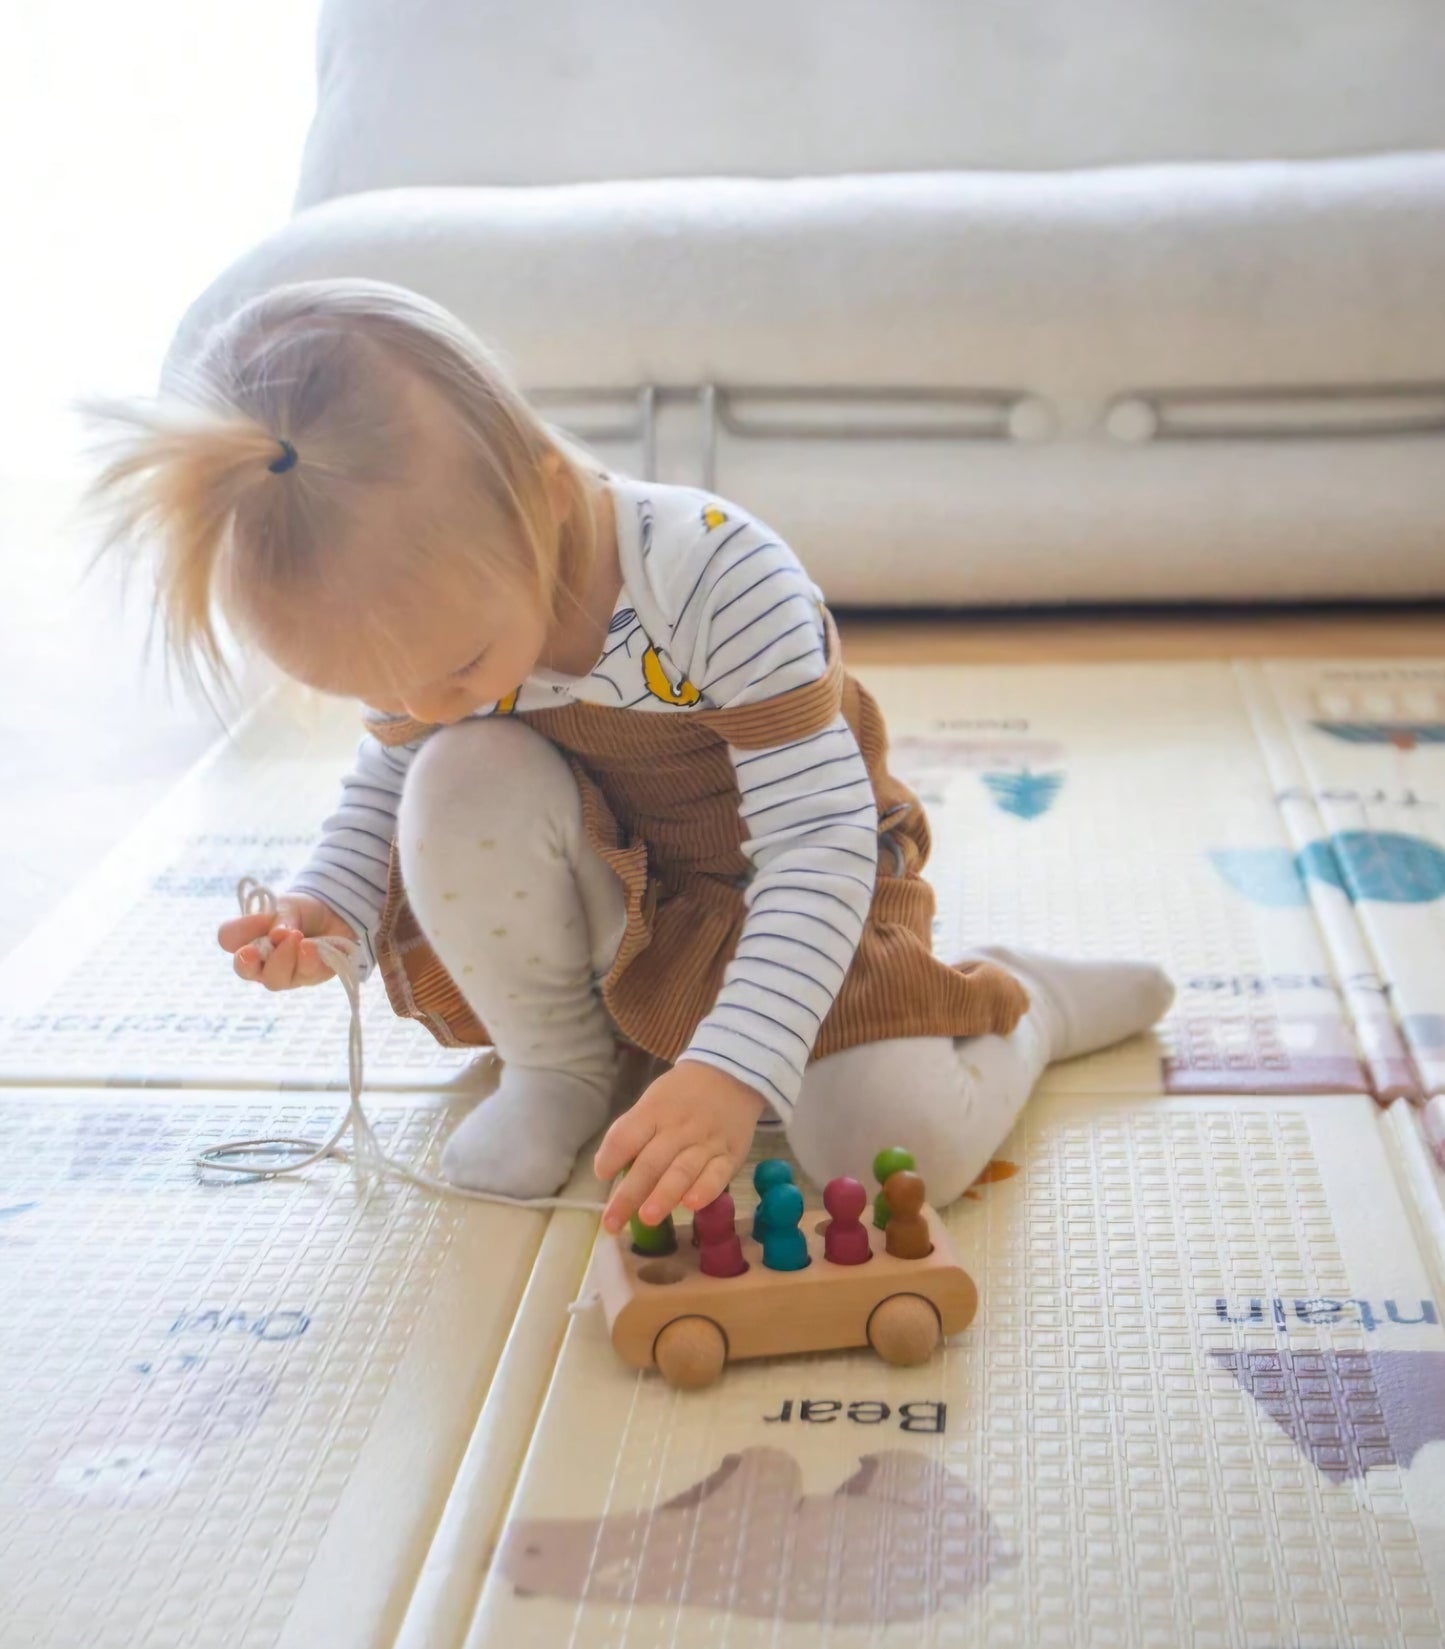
top-left (234, 933), bottom-right (332, 989)
top-left (292, 939), bottom-right (336, 986)
top-left (270, 897), bottom-right (308, 934)
top-left (681, 1155), bottom-right (735, 1214)
top-left (259, 930), bottom-right (301, 992)
top-left (593, 1109), bottom-right (656, 1186)
top-left (218, 912), bottom-right (274, 955)
top-left (636, 1146), bottom-right (713, 1228)
top-left (601, 1136), bottom-right (677, 1234)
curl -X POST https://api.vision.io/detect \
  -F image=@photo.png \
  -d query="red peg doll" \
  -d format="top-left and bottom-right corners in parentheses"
top-left (694, 1191), bottom-right (748, 1278)
top-left (822, 1176), bottom-right (872, 1265)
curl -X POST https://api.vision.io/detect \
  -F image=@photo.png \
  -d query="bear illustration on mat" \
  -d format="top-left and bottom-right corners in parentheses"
top-left (498, 1446), bottom-right (1015, 1623)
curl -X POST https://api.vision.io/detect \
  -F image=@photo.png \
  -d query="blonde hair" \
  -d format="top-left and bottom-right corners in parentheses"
top-left (79, 277), bottom-right (599, 695)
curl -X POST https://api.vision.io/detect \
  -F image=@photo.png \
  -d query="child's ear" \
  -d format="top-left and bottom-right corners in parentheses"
top-left (541, 449), bottom-right (574, 526)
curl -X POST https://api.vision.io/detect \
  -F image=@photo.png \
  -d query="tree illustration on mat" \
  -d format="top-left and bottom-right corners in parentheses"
top-left (1211, 832), bottom-right (1445, 906)
top-left (981, 769), bottom-right (1064, 821)
top-left (1299, 832), bottom-right (1445, 903)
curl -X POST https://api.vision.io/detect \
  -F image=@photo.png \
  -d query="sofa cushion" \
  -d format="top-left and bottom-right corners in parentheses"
top-left (177, 155), bottom-right (1445, 400)
top-left (167, 156), bottom-right (1445, 606)
top-left (296, 0), bottom-right (1445, 206)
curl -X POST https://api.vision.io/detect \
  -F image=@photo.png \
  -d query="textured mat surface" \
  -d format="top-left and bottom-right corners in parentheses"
top-left (0, 1090), bottom-right (557, 1649)
top-left (0, 698), bottom-right (478, 1091)
top-left (470, 1092), bottom-right (1445, 1649)
top-left (870, 661), bottom-right (1368, 1098)
top-left (5, 659), bottom-right (1429, 1099)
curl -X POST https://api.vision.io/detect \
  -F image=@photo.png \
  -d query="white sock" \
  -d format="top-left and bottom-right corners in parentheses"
top-left (441, 1061), bottom-right (615, 1198)
top-left (960, 944), bottom-right (1175, 1062)
top-left (788, 951), bottom-right (1173, 1208)
top-left (787, 1029), bottom-right (1051, 1209)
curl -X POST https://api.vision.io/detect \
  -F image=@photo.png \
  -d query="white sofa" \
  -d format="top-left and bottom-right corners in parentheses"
top-left (168, 0), bottom-right (1445, 606)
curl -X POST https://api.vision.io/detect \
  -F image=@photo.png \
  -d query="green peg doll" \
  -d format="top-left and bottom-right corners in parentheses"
top-left (620, 1158), bottom-right (678, 1254)
top-left (872, 1146), bottom-right (915, 1228)
top-left (629, 1210), bottom-right (678, 1256)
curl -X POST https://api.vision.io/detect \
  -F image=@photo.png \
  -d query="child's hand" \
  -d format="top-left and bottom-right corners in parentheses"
top-left (594, 1060), bottom-right (767, 1233)
top-left (217, 893), bottom-right (357, 991)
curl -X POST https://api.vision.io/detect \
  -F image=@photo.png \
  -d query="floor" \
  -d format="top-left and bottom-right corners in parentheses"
top-left (836, 605), bottom-right (1445, 665)
top-left (0, 479), bottom-right (231, 939)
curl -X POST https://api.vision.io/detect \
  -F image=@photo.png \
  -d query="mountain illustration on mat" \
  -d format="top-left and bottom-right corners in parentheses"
top-left (981, 769), bottom-right (1065, 821)
top-left (499, 1447), bottom-right (1016, 1623)
top-left (1213, 1349), bottom-right (1445, 1482)
top-left (1211, 832), bottom-right (1445, 907)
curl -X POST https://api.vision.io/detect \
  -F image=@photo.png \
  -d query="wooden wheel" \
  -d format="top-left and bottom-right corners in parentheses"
top-left (866, 1293), bottom-right (942, 1367)
top-left (653, 1316), bottom-right (728, 1389)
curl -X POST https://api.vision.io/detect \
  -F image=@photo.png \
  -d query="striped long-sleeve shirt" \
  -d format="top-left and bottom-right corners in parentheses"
top-left (293, 476), bottom-right (878, 1116)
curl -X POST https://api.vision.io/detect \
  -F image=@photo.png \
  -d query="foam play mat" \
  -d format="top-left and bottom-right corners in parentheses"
top-left (0, 1088), bottom-right (573, 1649)
top-left (0, 700), bottom-right (482, 1093)
top-left (4, 653), bottom-right (1444, 1648)
top-left (469, 1092), bottom-right (1445, 1648)
top-left (870, 660), bottom-right (1375, 1100)
top-left (6, 657), bottom-right (1440, 1101)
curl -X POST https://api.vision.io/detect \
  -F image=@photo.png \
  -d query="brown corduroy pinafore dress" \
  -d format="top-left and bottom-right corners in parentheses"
top-left (365, 608), bottom-right (1030, 1067)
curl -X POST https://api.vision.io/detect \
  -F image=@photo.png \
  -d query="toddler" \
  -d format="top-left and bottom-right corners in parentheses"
top-left (84, 278), bottom-right (1174, 1235)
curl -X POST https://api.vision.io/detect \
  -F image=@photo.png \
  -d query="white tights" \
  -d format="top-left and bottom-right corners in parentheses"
top-left (398, 718), bottom-right (1173, 1207)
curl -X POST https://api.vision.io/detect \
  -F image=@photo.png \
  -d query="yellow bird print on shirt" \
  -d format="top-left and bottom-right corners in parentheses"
top-left (494, 687), bottom-right (520, 714)
top-left (701, 504), bottom-right (729, 530)
top-left (642, 645), bottom-right (701, 706)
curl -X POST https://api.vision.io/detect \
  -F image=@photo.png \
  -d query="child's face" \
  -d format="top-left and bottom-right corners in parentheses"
top-left (332, 582), bottom-right (549, 723)
top-left (362, 585), bottom-right (549, 723)
top-left (261, 566), bottom-right (550, 724)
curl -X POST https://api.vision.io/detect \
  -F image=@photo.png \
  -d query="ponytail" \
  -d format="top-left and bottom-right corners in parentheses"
top-left (79, 373), bottom-right (303, 693)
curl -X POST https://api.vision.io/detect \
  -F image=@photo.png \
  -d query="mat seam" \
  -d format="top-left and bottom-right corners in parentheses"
top-left (1235, 659), bottom-right (1426, 1105)
top-left (391, 1201), bottom-right (602, 1649)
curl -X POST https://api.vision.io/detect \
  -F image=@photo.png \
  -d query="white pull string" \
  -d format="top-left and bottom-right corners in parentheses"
top-left (195, 879), bottom-right (608, 1214)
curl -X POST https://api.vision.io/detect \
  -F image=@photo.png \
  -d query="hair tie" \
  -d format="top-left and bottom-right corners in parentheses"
top-left (268, 439), bottom-right (298, 475)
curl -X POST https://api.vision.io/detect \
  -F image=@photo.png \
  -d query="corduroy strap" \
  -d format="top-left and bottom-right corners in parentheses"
top-left (688, 608), bottom-right (847, 749)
